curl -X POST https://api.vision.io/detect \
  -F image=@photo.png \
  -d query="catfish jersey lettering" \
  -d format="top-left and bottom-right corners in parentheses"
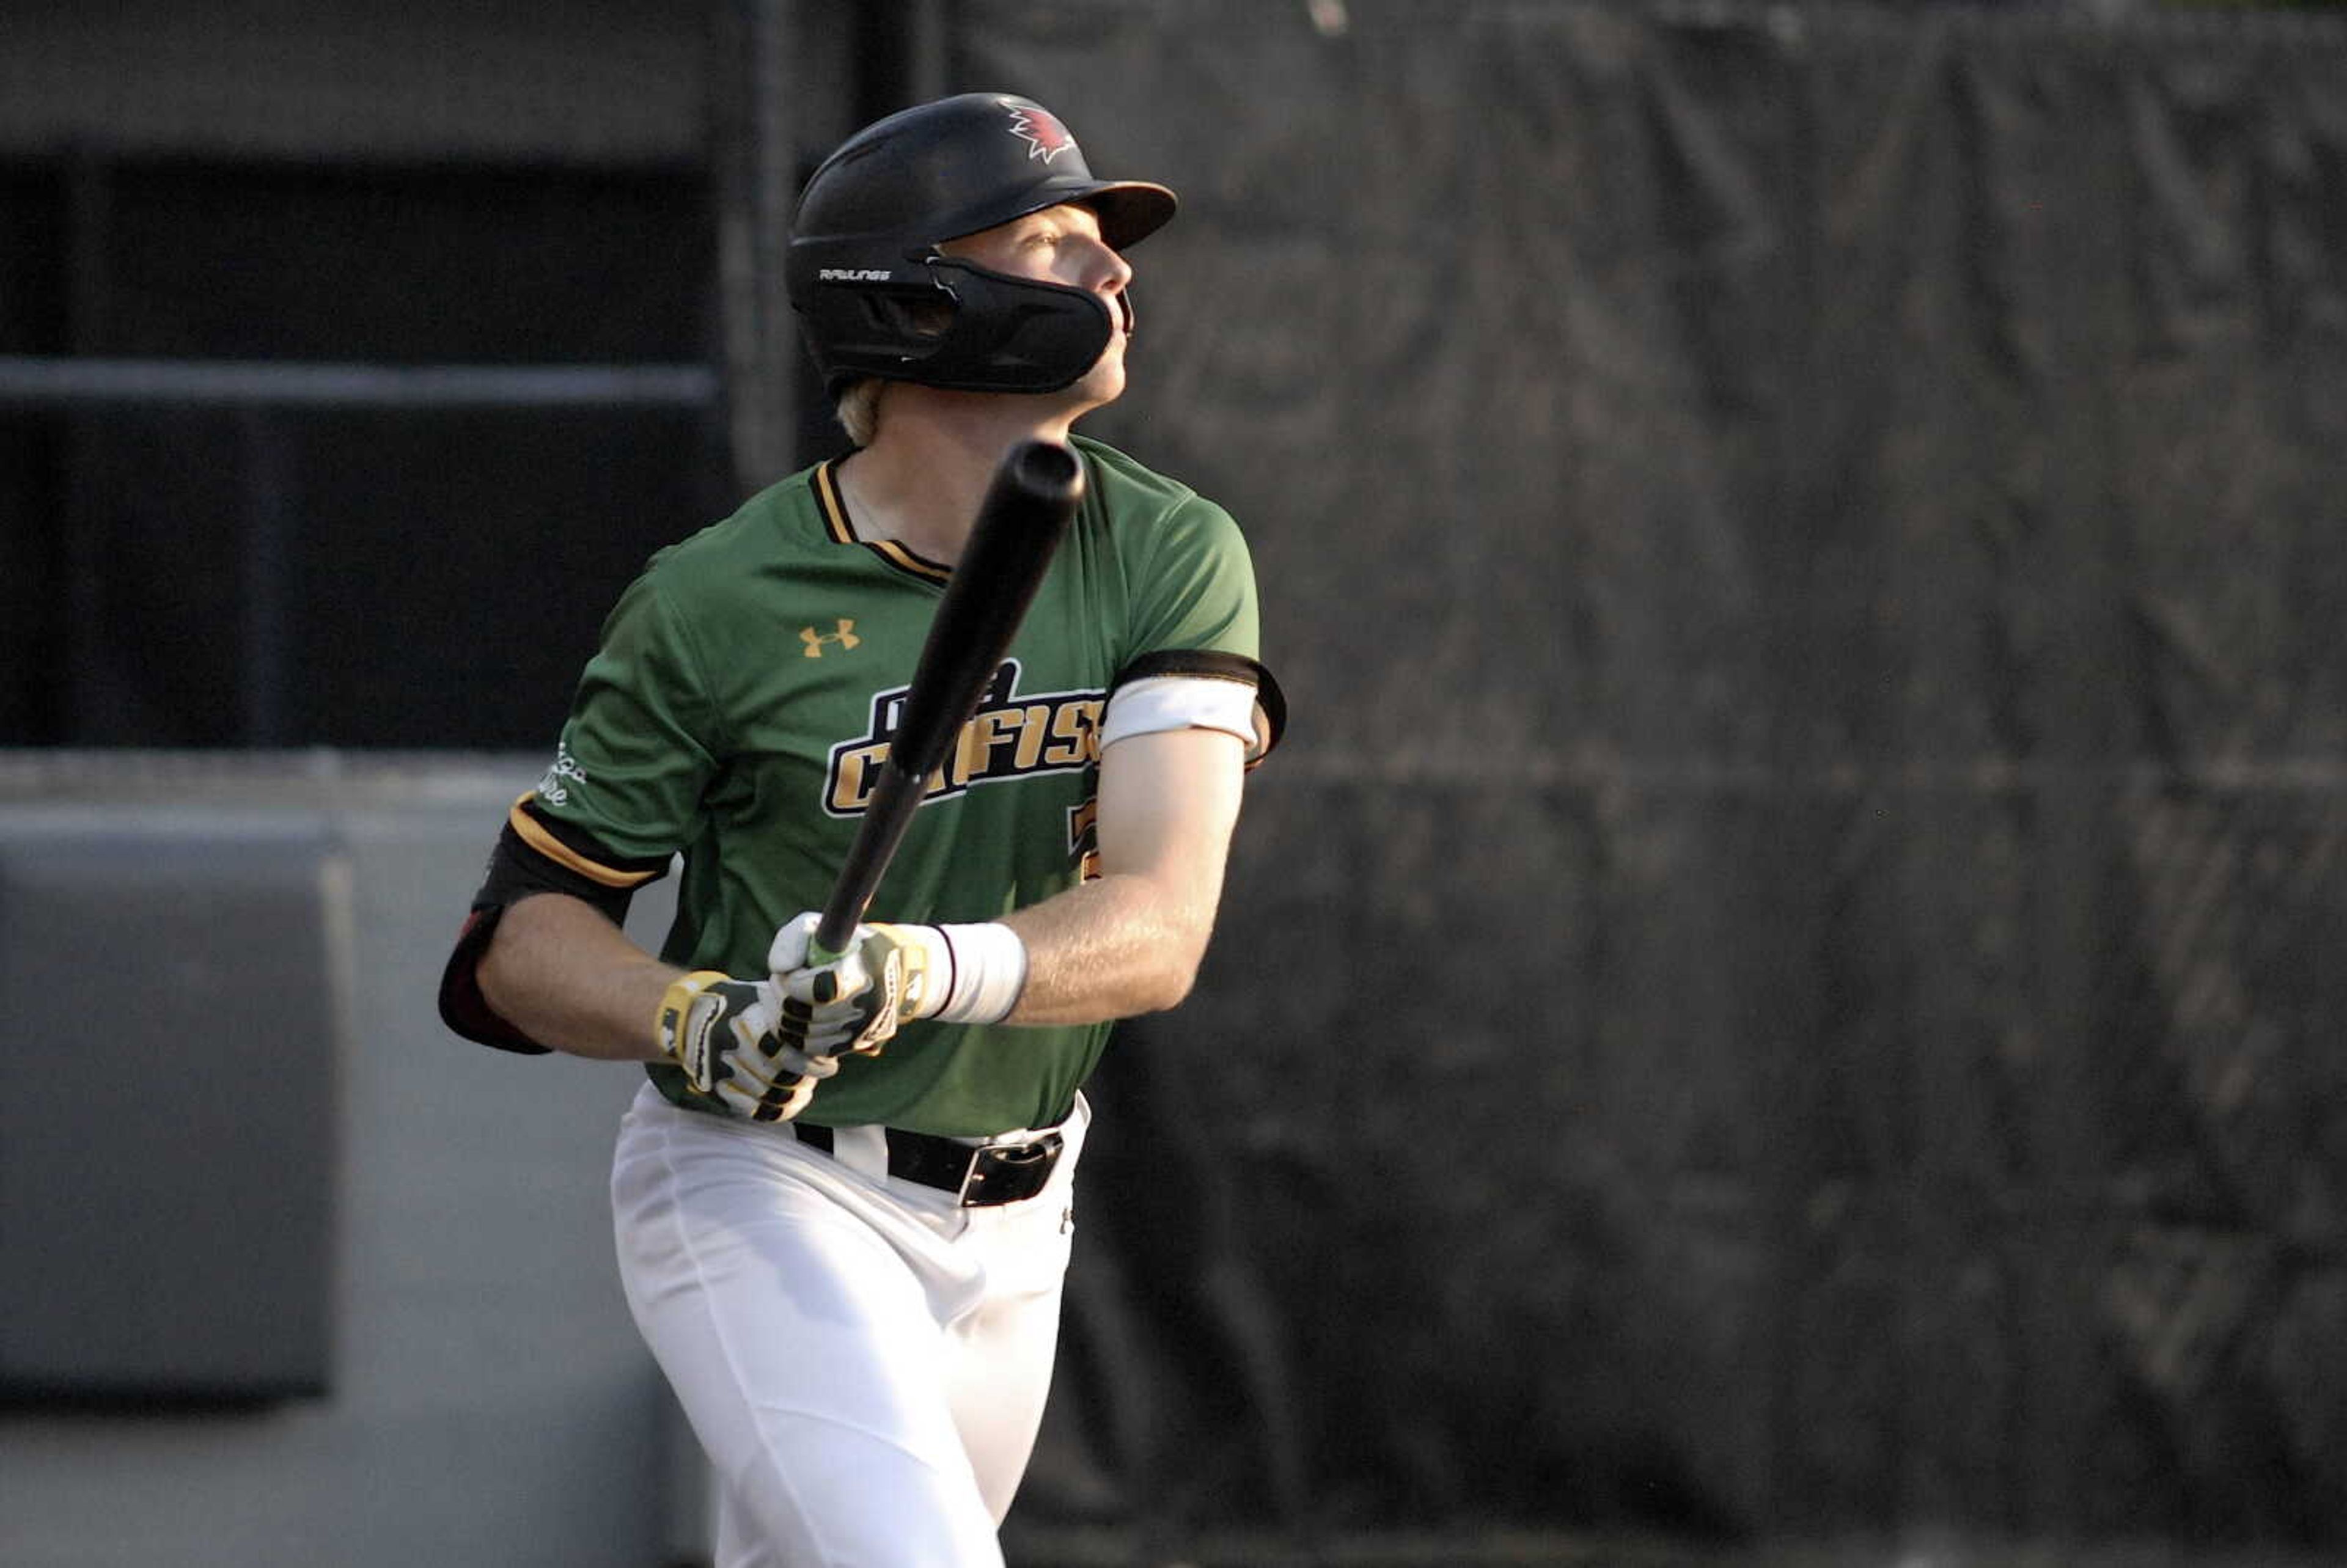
top-left (825, 659), bottom-right (1103, 816)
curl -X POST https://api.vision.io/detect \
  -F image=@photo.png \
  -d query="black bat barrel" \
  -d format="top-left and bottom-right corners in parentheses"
top-left (810, 439), bottom-right (1084, 958)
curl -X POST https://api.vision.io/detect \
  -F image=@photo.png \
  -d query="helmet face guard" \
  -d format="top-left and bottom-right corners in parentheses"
top-left (786, 94), bottom-right (1177, 398)
top-left (788, 250), bottom-right (1117, 395)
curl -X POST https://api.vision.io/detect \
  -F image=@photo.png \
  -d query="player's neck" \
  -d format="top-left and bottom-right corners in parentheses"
top-left (843, 403), bottom-right (1081, 565)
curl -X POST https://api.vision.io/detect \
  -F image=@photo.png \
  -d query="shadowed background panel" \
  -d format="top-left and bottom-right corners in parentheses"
top-left (950, 2), bottom-right (2347, 1553)
top-left (0, 821), bottom-right (339, 1399)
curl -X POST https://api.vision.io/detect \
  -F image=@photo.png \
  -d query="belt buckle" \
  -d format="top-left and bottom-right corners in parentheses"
top-left (956, 1130), bottom-right (1064, 1207)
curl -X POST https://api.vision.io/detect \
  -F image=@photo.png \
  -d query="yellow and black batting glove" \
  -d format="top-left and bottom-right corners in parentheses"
top-left (655, 970), bottom-right (840, 1123)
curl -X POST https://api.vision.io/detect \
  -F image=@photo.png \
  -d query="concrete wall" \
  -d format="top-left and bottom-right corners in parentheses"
top-left (0, 753), bottom-right (705, 1568)
top-left (0, 0), bottom-right (707, 164)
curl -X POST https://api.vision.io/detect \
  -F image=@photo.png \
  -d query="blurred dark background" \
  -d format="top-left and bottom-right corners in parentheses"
top-left (3, 2), bottom-right (2344, 1566)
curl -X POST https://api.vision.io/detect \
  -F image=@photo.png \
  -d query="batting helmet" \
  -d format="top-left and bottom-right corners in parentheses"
top-left (785, 93), bottom-right (1178, 397)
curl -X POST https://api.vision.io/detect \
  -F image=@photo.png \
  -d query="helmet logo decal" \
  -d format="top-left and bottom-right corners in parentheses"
top-left (1003, 100), bottom-right (1078, 164)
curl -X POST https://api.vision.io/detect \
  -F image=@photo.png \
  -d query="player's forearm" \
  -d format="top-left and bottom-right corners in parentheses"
top-left (477, 892), bottom-right (680, 1061)
top-left (999, 870), bottom-right (1219, 1025)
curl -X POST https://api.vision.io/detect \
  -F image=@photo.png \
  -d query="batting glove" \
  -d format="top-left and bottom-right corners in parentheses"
top-left (655, 970), bottom-right (840, 1124)
top-left (768, 912), bottom-right (1029, 1058)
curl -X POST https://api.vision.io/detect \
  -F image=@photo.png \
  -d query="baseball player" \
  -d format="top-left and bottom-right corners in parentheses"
top-left (437, 92), bottom-right (1282, 1567)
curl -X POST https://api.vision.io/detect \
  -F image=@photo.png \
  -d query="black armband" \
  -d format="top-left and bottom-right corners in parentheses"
top-left (436, 793), bottom-right (674, 1055)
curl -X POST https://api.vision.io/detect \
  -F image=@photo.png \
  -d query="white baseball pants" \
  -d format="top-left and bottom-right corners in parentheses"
top-left (610, 1081), bottom-right (1086, 1567)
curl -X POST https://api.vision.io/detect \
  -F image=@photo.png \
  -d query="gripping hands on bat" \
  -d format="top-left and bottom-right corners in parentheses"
top-left (768, 913), bottom-right (1030, 1058)
top-left (658, 918), bottom-right (1026, 1124)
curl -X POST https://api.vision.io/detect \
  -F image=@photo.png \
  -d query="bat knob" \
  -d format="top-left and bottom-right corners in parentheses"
top-left (1003, 439), bottom-right (1083, 505)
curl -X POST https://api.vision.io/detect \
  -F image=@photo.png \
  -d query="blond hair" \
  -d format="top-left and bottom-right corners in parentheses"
top-left (836, 378), bottom-right (884, 448)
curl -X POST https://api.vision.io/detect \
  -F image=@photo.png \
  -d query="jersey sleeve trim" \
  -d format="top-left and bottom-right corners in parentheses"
top-left (1110, 650), bottom-right (1287, 767)
top-left (507, 793), bottom-right (670, 889)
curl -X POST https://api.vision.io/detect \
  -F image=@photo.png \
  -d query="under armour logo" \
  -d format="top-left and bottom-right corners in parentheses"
top-left (800, 620), bottom-right (861, 659)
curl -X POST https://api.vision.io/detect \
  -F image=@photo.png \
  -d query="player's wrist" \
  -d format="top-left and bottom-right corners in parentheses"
top-left (883, 921), bottom-right (1026, 1025)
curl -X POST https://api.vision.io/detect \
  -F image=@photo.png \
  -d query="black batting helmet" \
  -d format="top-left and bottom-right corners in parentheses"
top-left (785, 93), bottom-right (1178, 397)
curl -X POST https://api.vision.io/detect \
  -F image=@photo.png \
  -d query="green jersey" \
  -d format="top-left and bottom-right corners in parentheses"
top-left (534, 436), bottom-right (1270, 1136)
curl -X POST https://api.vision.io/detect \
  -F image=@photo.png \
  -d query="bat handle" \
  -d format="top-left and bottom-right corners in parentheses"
top-left (807, 904), bottom-right (865, 967)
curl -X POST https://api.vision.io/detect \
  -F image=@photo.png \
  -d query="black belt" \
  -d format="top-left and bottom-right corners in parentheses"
top-left (791, 1122), bottom-right (1064, 1207)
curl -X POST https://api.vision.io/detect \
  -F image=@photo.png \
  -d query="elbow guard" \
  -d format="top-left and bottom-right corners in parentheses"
top-left (436, 793), bottom-right (672, 1055)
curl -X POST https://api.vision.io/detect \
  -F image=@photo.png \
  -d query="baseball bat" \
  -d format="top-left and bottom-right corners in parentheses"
top-left (809, 438), bottom-right (1084, 961)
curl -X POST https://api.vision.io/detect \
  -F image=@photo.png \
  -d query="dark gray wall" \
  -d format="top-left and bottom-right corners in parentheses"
top-left (0, 757), bottom-right (703, 1568)
top-left (959, 0), bottom-right (2347, 1552)
top-left (0, 0), bottom-right (707, 163)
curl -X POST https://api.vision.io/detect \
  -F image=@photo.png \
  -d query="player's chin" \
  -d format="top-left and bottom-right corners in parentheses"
top-left (1043, 365), bottom-right (1124, 428)
top-left (1036, 331), bottom-right (1128, 417)
top-left (1071, 351), bottom-right (1127, 408)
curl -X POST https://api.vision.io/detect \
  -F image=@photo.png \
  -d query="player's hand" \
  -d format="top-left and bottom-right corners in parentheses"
top-left (655, 970), bottom-right (840, 1123)
top-left (768, 913), bottom-right (949, 1058)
